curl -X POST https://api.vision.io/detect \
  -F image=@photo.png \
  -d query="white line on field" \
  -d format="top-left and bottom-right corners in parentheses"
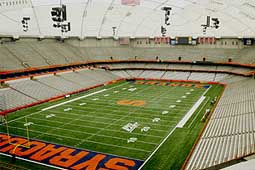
top-left (67, 101), bottom-right (191, 112)
top-left (187, 97), bottom-right (210, 128)
top-left (48, 109), bottom-right (176, 123)
top-left (70, 104), bottom-right (187, 118)
top-left (41, 81), bottom-right (130, 111)
top-left (176, 86), bottom-right (211, 128)
top-left (6, 82), bottom-right (129, 125)
top-left (47, 110), bottom-right (176, 127)
top-left (188, 97), bottom-right (210, 128)
top-left (28, 116), bottom-right (169, 134)
top-left (8, 126), bottom-right (151, 153)
top-left (15, 121), bottom-right (158, 145)
top-left (176, 96), bottom-right (206, 128)
top-left (203, 85), bottom-right (211, 96)
top-left (138, 126), bottom-right (177, 170)
top-left (138, 84), bottom-right (212, 170)
top-left (29, 114), bottom-right (173, 129)
top-left (41, 89), bottom-right (107, 111)
top-left (0, 152), bottom-right (65, 170)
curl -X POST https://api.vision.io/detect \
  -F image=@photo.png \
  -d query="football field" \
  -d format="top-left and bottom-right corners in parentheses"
top-left (0, 80), bottom-right (221, 170)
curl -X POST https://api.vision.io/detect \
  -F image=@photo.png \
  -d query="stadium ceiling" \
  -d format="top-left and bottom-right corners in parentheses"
top-left (0, 0), bottom-right (255, 38)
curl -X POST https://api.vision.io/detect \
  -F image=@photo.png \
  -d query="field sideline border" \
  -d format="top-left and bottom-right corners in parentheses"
top-left (176, 85), bottom-right (211, 128)
top-left (181, 84), bottom-right (226, 170)
top-left (0, 79), bottom-right (126, 116)
top-left (137, 82), bottom-right (212, 170)
top-left (0, 152), bottom-right (64, 170)
top-left (3, 81), bottom-right (129, 126)
top-left (1, 78), bottom-right (226, 170)
top-left (0, 78), bottom-right (224, 117)
top-left (41, 89), bottom-right (107, 111)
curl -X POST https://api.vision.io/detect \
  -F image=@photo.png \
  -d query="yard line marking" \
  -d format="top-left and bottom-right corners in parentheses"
top-left (70, 96), bottom-right (193, 114)
top-left (67, 102), bottom-right (191, 112)
top-left (77, 96), bottom-right (197, 106)
top-left (48, 110), bottom-right (177, 126)
top-left (176, 96), bottom-right (206, 128)
top-left (0, 110), bottom-right (43, 126)
top-left (15, 120), bottom-right (158, 146)
top-left (0, 152), bottom-right (65, 170)
top-left (138, 84), bottom-right (210, 170)
top-left (76, 85), bottom-right (159, 147)
top-left (6, 81), bottom-right (129, 125)
top-left (202, 85), bottom-right (212, 96)
top-left (8, 126), bottom-right (152, 153)
top-left (175, 87), bottom-right (209, 129)
top-left (28, 116), bottom-right (173, 131)
top-left (76, 95), bottom-right (198, 105)
top-left (187, 97), bottom-right (211, 128)
top-left (4, 80), bottom-right (209, 169)
top-left (52, 108), bottom-right (176, 123)
top-left (34, 107), bottom-right (89, 139)
top-left (69, 104), bottom-right (186, 118)
top-left (138, 127), bottom-right (177, 170)
top-left (41, 110), bottom-right (175, 129)
top-left (41, 89), bottom-right (107, 111)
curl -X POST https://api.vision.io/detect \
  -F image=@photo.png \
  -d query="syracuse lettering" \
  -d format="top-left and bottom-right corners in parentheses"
top-left (134, 81), bottom-right (210, 89)
top-left (0, 133), bottom-right (143, 170)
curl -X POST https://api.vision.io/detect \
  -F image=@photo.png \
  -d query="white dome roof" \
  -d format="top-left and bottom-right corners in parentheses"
top-left (0, 0), bottom-right (255, 38)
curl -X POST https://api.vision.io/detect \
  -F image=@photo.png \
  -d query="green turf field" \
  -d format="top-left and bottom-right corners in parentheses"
top-left (0, 80), bottom-right (224, 170)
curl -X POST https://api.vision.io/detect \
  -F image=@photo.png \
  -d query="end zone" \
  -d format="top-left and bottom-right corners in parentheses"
top-left (0, 133), bottom-right (144, 170)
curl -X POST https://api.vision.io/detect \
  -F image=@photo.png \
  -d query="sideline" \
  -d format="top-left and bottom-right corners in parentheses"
top-left (138, 127), bottom-right (177, 170)
top-left (176, 96), bottom-right (206, 128)
top-left (41, 89), bottom-right (107, 111)
top-left (0, 152), bottom-right (64, 170)
top-left (138, 85), bottom-right (212, 170)
top-left (4, 82), bottom-right (129, 125)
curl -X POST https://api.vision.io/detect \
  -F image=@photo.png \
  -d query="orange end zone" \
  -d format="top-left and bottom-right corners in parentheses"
top-left (0, 133), bottom-right (144, 170)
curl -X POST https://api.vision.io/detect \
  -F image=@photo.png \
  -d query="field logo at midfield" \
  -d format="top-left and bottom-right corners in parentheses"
top-left (117, 100), bottom-right (146, 107)
top-left (0, 133), bottom-right (144, 170)
top-left (134, 81), bottom-right (210, 89)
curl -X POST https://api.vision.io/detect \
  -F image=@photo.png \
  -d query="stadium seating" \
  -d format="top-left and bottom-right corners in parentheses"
top-left (0, 46), bottom-right (24, 70)
top-left (92, 69), bottom-right (121, 82)
top-left (36, 74), bottom-right (83, 93)
top-left (110, 70), bottom-right (132, 78)
top-left (214, 73), bottom-right (228, 82)
top-left (188, 72), bottom-right (216, 82)
top-left (0, 69), bottom-right (121, 112)
top-left (0, 88), bottom-right (36, 111)
top-left (7, 79), bottom-right (64, 100)
top-left (216, 66), bottom-right (252, 73)
top-left (0, 45), bottom-right (254, 170)
top-left (191, 65), bottom-right (217, 71)
top-left (126, 70), bottom-right (144, 78)
top-left (161, 71), bottom-right (191, 80)
top-left (60, 70), bottom-right (99, 87)
top-left (137, 71), bottom-right (165, 79)
top-left (220, 75), bottom-right (249, 84)
top-left (1, 39), bottom-right (255, 71)
top-left (3, 43), bottom-right (49, 68)
top-left (29, 42), bottom-right (70, 65)
top-left (96, 63), bottom-right (253, 76)
top-left (185, 78), bottom-right (255, 170)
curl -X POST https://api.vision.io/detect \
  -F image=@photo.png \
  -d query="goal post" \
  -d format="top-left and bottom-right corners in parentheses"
top-left (0, 115), bottom-right (6, 124)
top-left (4, 116), bottom-right (31, 149)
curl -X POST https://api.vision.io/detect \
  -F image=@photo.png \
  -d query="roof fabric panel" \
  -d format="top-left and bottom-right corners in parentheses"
top-left (0, 0), bottom-right (254, 37)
